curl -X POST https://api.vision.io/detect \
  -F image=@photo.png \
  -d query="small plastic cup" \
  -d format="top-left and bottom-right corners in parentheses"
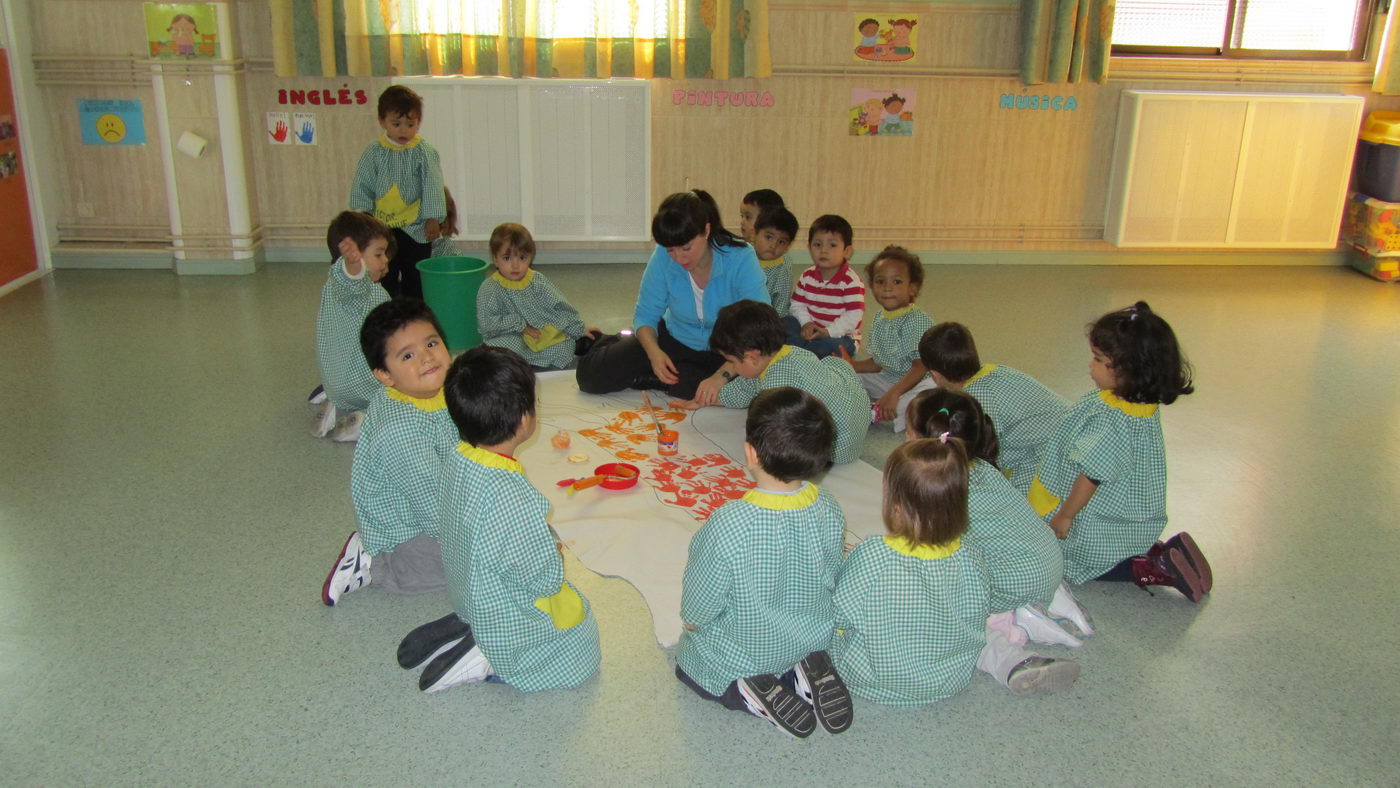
top-left (657, 429), bottom-right (679, 456)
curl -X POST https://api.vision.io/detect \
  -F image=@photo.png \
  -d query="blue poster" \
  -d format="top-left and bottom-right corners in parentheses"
top-left (78, 99), bottom-right (147, 146)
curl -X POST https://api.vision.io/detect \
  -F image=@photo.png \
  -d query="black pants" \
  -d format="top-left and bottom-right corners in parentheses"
top-left (575, 320), bottom-right (723, 400)
top-left (675, 665), bottom-right (800, 712)
top-left (1094, 558), bottom-right (1136, 582)
top-left (385, 228), bottom-right (431, 300)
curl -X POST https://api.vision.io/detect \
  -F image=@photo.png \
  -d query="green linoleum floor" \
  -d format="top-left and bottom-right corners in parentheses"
top-left (2, 262), bottom-right (1398, 785)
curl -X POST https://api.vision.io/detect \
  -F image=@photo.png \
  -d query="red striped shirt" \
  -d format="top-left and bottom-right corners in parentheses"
top-left (791, 263), bottom-right (865, 341)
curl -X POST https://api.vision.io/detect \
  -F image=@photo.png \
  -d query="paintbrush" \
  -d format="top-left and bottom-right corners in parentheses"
top-left (640, 391), bottom-right (665, 437)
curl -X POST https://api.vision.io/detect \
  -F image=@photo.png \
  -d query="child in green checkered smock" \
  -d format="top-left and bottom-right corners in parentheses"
top-left (1029, 302), bottom-right (1210, 603)
top-left (919, 322), bottom-right (1070, 496)
top-left (848, 248), bottom-right (936, 433)
top-left (676, 386), bottom-right (854, 738)
top-left (831, 438), bottom-right (991, 706)
top-left (749, 205), bottom-right (797, 316)
top-left (314, 212), bottom-right (392, 416)
top-left (403, 345), bottom-right (599, 694)
top-left (322, 300), bottom-right (454, 606)
top-left (477, 222), bottom-right (598, 370)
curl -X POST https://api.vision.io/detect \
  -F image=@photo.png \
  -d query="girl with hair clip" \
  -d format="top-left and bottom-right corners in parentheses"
top-left (576, 189), bottom-right (768, 400)
top-left (906, 390), bottom-right (1083, 695)
top-left (1029, 301), bottom-right (1212, 603)
top-left (829, 437), bottom-right (991, 706)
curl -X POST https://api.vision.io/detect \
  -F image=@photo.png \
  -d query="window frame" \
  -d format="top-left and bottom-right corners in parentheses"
top-left (1111, 0), bottom-right (1379, 62)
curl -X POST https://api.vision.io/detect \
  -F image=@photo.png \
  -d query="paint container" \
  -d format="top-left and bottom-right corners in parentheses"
top-left (657, 429), bottom-right (679, 456)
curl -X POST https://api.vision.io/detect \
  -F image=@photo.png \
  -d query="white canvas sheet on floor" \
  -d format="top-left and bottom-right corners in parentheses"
top-left (518, 372), bottom-right (885, 647)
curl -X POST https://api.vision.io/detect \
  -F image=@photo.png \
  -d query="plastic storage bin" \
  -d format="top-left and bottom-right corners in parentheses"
top-left (1357, 111), bottom-right (1400, 202)
top-left (1342, 192), bottom-right (1400, 255)
top-left (1345, 244), bottom-right (1399, 282)
top-left (416, 256), bottom-right (489, 351)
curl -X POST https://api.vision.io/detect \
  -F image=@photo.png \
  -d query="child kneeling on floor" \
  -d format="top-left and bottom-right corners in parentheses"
top-left (321, 298), bottom-right (456, 605)
top-left (831, 436), bottom-right (990, 706)
top-left (401, 345), bottom-right (601, 693)
top-left (676, 386), bottom-right (854, 738)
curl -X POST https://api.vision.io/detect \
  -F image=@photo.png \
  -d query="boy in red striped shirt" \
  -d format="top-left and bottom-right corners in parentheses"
top-left (785, 214), bottom-right (866, 359)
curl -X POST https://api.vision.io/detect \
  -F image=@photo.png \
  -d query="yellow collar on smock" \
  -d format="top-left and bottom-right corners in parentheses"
top-left (884, 535), bottom-right (961, 559)
top-left (966, 364), bottom-right (996, 384)
top-left (758, 345), bottom-right (795, 381)
top-left (759, 255), bottom-right (786, 269)
top-left (742, 482), bottom-right (819, 511)
top-left (457, 443), bottom-right (524, 474)
top-left (1099, 390), bottom-right (1158, 418)
top-left (378, 134), bottom-right (422, 150)
top-left (880, 305), bottom-right (915, 320)
top-left (491, 269), bottom-right (535, 289)
top-left (387, 387), bottom-right (446, 412)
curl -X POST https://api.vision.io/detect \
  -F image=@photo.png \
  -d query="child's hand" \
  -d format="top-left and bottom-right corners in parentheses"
top-left (523, 325), bottom-right (542, 340)
top-left (812, 325), bottom-right (830, 339)
top-left (692, 375), bottom-right (725, 407)
top-left (584, 327), bottom-right (602, 339)
top-left (668, 398), bottom-right (704, 411)
top-left (556, 540), bottom-right (565, 555)
top-left (875, 390), bottom-right (900, 421)
top-left (339, 238), bottom-right (363, 276)
top-left (683, 622), bottom-right (697, 632)
top-left (425, 218), bottom-right (441, 241)
top-left (1049, 512), bottom-right (1074, 539)
top-left (800, 321), bottom-right (821, 340)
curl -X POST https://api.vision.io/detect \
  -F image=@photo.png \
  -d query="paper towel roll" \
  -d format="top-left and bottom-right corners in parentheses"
top-left (176, 131), bottom-right (207, 159)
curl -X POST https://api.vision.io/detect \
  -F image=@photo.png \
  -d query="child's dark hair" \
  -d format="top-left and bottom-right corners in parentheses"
top-left (489, 222), bottom-right (535, 260)
top-left (710, 300), bottom-right (785, 358)
top-left (866, 245), bottom-right (924, 289)
top-left (742, 189), bottom-right (785, 211)
top-left (359, 298), bottom-right (446, 371)
top-left (808, 214), bottom-right (853, 247)
top-left (444, 346), bottom-right (536, 446)
top-left (167, 13), bottom-right (197, 32)
top-left (919, 322), bottom-right (981, 383)
top-left (1088, 301), bottom-right (1194, 405)
top-left (754, 206), bottom-right (798, 242)
top-left (858, 17), bottom-right (879, 30)
top-left (747, 387), bottom-right (835, 482)
top-left (441, 188), bottom-right (458, 238)
top-left (327, 210), bottom-right (395, 263)
top-left (883, 93), bottom-right (906, 109)
top-left (652, 189), bottom-right (745, 250)
top-left (905, 389), bottom-right (999, 466)
top-left (883, 437), bottom-right (969, 547)
top-left (377, 85), bottom-right (423, 119)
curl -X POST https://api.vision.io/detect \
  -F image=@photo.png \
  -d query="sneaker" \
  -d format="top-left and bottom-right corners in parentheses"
top-left (308, 384), bottom-right (327, 405)
top-left (398, 613), bottom-right (473, 669)
top-left (1006, 656), bottom-right (1081, 696)
top-left (330, 410), bottom-right (364, 442)
top-left (310, 401), bottom-right (338, 438)
top-left (793, 651), bottom-right (853, 734)
top-left (321, 531), bottom-right (371, 606)
top-left (1014, 605), bottom-right (1083, 648)
top-left (736, 675), bottom-right (816, 739)
top-left (1047, 582), bottom-right (1095, 637)
top-left (419, 631), bottom-right (492, 693)
top-left (1165, 532), bottom-right (1212, 594)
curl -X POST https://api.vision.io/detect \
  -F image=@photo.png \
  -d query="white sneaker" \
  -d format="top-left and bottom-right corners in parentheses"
top-left (1014, 605), bottom-right (1083, 648)
top-left (321, 531), bottom-right (371, 606)
top-left (310, 401), bottom-right (338, 438)
top-left (1048, 582), bottom-right (1095, 637)
top-left (1007, 656), bottom-right (1081, 696)
top-left (419, 635), bottom-right (492, 693)
top-left (330, 410), bottom-right (364, 442)
top-left (308, 384), bottom-right (327, 406)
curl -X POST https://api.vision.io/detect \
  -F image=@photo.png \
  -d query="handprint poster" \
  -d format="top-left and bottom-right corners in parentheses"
top-left (266, 112), bottom-right (290, 145)
top-left (292, 113), bottom-right (316, 145)
top-left (852, 14), bottom-right (918, 63)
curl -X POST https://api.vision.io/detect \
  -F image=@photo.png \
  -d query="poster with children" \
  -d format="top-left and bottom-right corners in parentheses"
top-left (144, 3), bottom-right (220, 59)
top-left (853, 15), bottom-right (918, 63)
top-left (850, 88), bottom-right (915, 137)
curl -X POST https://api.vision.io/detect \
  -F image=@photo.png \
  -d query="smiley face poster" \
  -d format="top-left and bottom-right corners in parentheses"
top-left (78, 99), bottom-right (147, 146)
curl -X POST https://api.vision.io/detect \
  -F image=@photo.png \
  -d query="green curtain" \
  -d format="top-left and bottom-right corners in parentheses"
top-left (1020, 0), bottom-right (1115, 85)
top-left (270, 0), bottom-right (771, 80)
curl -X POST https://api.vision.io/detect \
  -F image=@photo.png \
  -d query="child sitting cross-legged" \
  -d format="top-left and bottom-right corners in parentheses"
top-left (476, 222), bottom-right (601, 370)
top-left (401, 345), bottom-right (601, 694)
top-left (679, 299), bottom-right (868, 466)
top-left (675, 386), bottom-right (854, 739)
top-left (321, 299), bottom-right (456, 606)
top-left (846, 245), bottom-right (936, 432)
top-left (312, 210), bottom-right (395, 442)
top-left (786, 214), bottom-right (865, 359)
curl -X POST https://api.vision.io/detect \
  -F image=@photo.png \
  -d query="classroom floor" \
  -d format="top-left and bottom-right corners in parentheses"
top-left (2, 261), bottom-right (1398, 785)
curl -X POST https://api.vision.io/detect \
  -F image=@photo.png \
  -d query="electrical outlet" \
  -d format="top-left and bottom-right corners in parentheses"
top-left (77, 202), bottom-right (95, 218)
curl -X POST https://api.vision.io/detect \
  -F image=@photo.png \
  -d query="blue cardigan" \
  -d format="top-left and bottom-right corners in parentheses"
top-left (632, 242), bottom-right (770, 351)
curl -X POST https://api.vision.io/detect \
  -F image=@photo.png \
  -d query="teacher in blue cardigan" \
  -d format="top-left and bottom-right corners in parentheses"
top-left (577, 190), bottom-right (770, 402)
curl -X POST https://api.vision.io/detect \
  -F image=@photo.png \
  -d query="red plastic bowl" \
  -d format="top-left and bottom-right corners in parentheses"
top-left (595, 462), bottom-right (639, 490)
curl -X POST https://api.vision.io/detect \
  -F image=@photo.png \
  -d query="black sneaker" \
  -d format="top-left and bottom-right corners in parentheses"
top-left (574, 334), bottom-right (598, 356)
top-left (736, 674), bottom-right (816, 739)
top-left (794, 651), bottom-right (854, 734)
top-left (419, 631), bottom-right (491, 693)
top-left (397, 613), bottom-right (472, 669)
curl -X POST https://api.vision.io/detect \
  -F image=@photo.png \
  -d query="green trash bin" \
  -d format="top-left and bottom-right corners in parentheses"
top-left (416, 256), bottom-right (489, 352)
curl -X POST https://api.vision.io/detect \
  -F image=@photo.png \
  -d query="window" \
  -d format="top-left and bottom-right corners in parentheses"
top-left (410, 0), bottom-right (682, 39)
top-left (1113, 0), bottom-right (1375, 60)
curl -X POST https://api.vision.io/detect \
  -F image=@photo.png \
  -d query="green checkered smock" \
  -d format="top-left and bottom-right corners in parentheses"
top-left (430, 237), bottom-right (464, 258)
top-left (439, 444), bottom-right (600, 692)
top-left (350, 388), bottom-right (458, 555)
top-left (718, 345), bottom-right (869, 464)
top-left (1028, 390), bottom-right (1167, 584)
top-left (349, 135), bottom-right (445, 244)
top-left (866, 306), bottom-right (933, 382)
top-left (676, 483), bottom-right (845, 695)
top-left (760, 257), bottom-right (793, 317)
top-left (967, 460), bottom-right (1062, 611)
top-left (964, 364), bottom-right (1069, 495)
top-left (831, 536), bottom-right (990, 706)
top-left (315, 258), bottom-right (390, 412)
top-left (476, 270), bottom-right (587, 370)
